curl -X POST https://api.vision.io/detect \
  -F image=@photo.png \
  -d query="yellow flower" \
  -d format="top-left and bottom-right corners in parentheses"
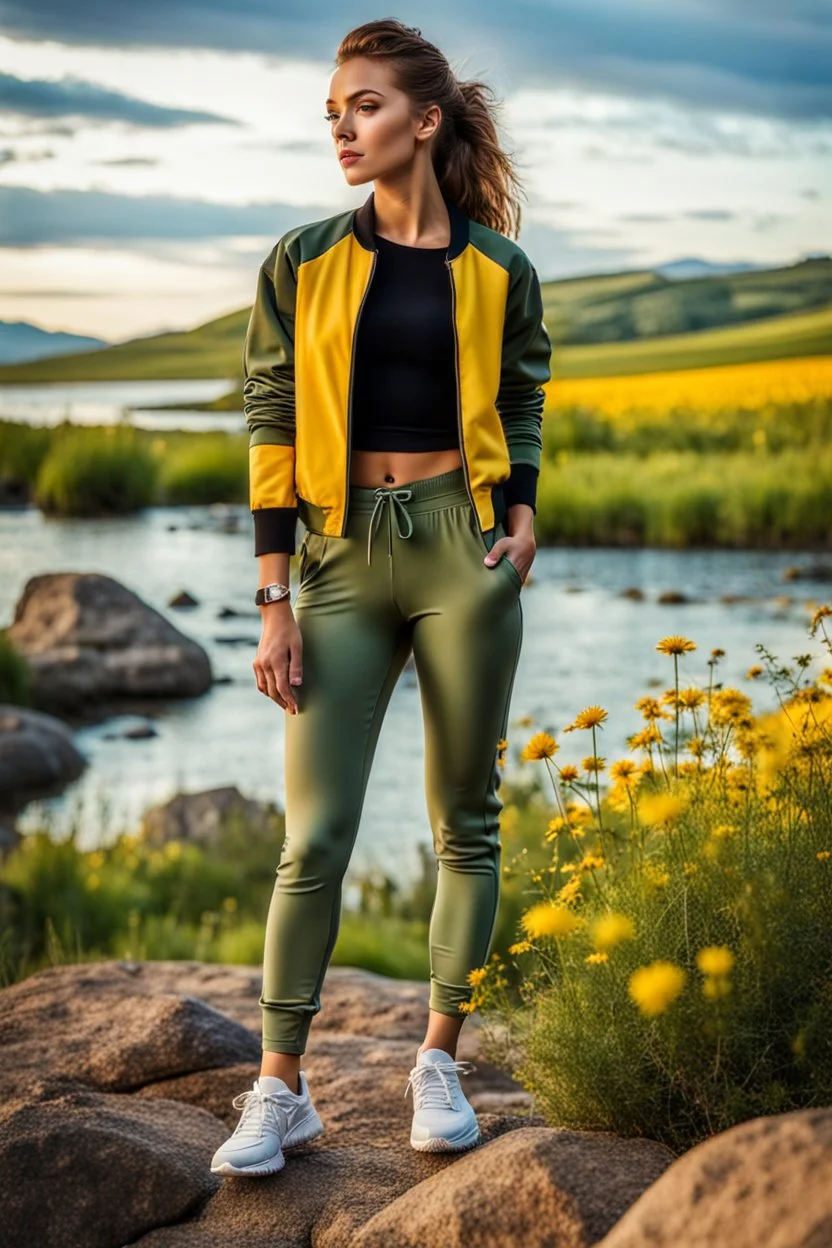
top-left (634, 696), bottom-right (673, 722)
top-left (638, 792), bottom-right (688, 827)
top-left (545, 816), bottom-right (567, 841)
top-left (557, 874), bottom-right (582, 903)
top-left (467, 966), bottom-right (488, 987)
top-left (609, 758), bottom-right (639, 782)
top-left (558, 764), bottom-right (580, 783)
top-left (702, 975), bottom-right (732, 1000)
top-left (746, 665), bottom-right (764, 679)
top-left (458, 1000), bottom-right (477, 1013)
top-left (809, 604), bottom-right (831, 633)
top-left (627, 725), bottom-right (665, 750)
top-left (644, 862), bottom-right (670, 888)
top-left (521, 902), bottom-right (583, 940)
top-left (710, 688), bottom-right (753, 727)
top-left (712, 822), bottom-right (738, 839)
top-left (579, 851), bottom-right (606, 871)
top-left (678, 687), bottom-right (707, 710)
top-left (591, 911), bottom-right (636, 951)
top-left (521, 731), bottom-right (558, 761)
top-left (508, 940), bottom-right (532, 955)
top-left (817, 850), bottom-right (831, 861)
top-left (570, 705), bottom-right (608, 731)
top-left (586, 951), bottom-right (609, 965)
top-left (682, 861), bottom-right (699, 875)
top-left (656, 635), bottom-right (697, 657)
top-left (628, 960), bottom-right (686, 1016)
top-left (696, 945), bottom-right (735, 976)
top-left (87, 850), bottom-right (105, 870)
top-left (582, 755), bottom-right (606, 773)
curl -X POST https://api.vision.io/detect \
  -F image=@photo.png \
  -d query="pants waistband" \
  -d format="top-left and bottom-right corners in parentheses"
top-left (348, 466), bottom-right (469, 515)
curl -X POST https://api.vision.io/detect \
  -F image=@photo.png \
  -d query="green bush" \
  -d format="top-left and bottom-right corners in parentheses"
top-left (0, 631), bottom-right (31, 706)
top-left (155, 434), bottom-right (248, 505)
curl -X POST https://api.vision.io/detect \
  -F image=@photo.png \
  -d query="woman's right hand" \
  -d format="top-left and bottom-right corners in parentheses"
top-left (253, 604), bottom-right (303, 714)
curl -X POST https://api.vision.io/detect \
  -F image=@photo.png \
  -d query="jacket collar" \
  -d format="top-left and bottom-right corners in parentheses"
top-left (352, 189), bottom-right (469, 260)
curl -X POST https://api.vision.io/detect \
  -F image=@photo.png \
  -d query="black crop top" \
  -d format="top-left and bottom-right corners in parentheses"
top-left (350, 232), bottom-right (459, 452)
top-left (350, 230), bottom-right (538, 511)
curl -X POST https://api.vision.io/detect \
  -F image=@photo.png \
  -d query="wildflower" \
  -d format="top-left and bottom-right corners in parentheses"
top-left (678, 687), bottom-right (707, 710)
top-left (710, 647), bottom-right (725, 659)
top-left (656, 635), bottom-right (697, 657)
top-left (702, 975), bottom-right (732, 1000)
top-left (508, 940), bottom-right (532, 955)
top-left (682, 861), bottom-right (698, 875)
top-left (586, 951), bottom-right (609, 965)
top-left (521, 902), bottom-right (583, 940)
top-left (809, 604), bottom-right (831, 633)
top-left (557, 875), bottom-right (582, 903)
top-left (558, 764), bottom-right (580, 783)
top-left (637, 792), bottom-right (688, 827)
top-left (817, 668), bottom-right (832, 687)
top-left (687, 736), bottom-right (705, 758)
top-left (545, 816), bottom-right (567, 841)
top-left (710, 688), bottom-right (753, 727)
top-left (746, 665), bottom-right (764, 679)
top-left (712, 823), bottom-right (738, 839)
top-left (817, 850), bottom-right (830, 861)
top-left (579, 851), bottom-right (606, 871)
top-left (582, 755), bottom-right (606, 773)
top-left (591, 912), bottom-right (636, 951)
top-left (643, 862), bottom-right (670, 888)
top-left (566, 705), bottom-right (608, 732)
top-left (467, 966), bottom-right (488, 987)
top-left (696, 945), bottom-right (735, 976)
top-left (635, 696), bottom-right (673, 722)
top-left (521, 731), bottom-right (558, 761)
top-left (628, 960), bottom-right (686, 1017)
top-left (610, 758), bottom-right (639, 783)
top-left (458, 1001), bottom-right (477, 1014)
top-left (627, 724), bottom-right (665, 750)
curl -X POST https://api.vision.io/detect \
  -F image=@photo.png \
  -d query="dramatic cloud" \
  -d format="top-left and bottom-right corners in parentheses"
top-left (0, 70), bottom-right (239, 127)
top-left (1, 0), bottom-right (830, 122)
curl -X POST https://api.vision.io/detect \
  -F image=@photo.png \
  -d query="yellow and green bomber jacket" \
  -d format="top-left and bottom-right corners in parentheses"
top-left (242, 189), bottom-right (552, 556)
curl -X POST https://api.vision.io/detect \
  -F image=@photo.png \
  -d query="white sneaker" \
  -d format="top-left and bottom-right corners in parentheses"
top-left (210, 1072), bottom-right (325, 1177)
top-left (405, 1047), bottom-right (481, 1153)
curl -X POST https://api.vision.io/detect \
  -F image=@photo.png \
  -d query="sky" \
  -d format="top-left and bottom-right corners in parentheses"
top-left (0, 1), bottom-right (829, 342)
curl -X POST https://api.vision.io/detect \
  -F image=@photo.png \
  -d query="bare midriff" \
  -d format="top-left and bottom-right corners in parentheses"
top-left (349, 447), bottom-right (464, 489)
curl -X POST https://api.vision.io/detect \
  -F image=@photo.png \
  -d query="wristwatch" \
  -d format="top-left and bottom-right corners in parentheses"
top-left (255, 582), bottom-right (291, 606)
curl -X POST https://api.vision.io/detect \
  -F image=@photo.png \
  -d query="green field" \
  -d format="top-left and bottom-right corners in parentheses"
top-left (1, 256), bottom-right (829, 391)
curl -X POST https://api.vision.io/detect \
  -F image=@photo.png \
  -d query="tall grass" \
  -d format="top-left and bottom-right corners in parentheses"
top-left (34, 425), bottom-right (158, 516)
top-left (0, 631), bottom-right (31, 705)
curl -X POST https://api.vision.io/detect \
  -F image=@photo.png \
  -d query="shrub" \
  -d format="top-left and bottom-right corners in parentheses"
top-left (34, 425), bottom-right (157, 515)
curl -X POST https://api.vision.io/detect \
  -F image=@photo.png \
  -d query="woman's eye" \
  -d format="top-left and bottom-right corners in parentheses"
top-left (324, 103), bottom-right (376, 122)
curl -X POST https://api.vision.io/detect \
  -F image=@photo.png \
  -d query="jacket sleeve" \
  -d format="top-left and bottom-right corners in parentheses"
top-left (496, 252), bottom-right (552, 513)
top-left (243, 235), bottom-right (299, 556)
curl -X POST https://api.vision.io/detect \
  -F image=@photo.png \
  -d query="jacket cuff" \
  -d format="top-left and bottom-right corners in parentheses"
top-left (502, 463), bottom-right (539, 513)
top-left (253, 507), bottom-right (298, 555)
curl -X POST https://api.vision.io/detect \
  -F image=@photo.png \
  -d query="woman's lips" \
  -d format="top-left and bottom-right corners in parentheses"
top-left (340, 153), bottom-right (362, 165)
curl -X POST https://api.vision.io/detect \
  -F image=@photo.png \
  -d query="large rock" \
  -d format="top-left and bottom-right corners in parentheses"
top-left (6, 572), bottom-right (213, 713)
top-left (0, 704), bottom-right (87, 816)
top-left (140, 785), bottom-right (282, 849)
top-left (0, 961), bottom-right (672, 1248)
top-left (598, 1105), bottom-right (832, 1248)
top-left (354, 1125), bottom-right (673, 1248)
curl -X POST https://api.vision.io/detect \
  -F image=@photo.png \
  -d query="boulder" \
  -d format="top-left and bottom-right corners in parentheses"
top-left (139, 785), bottom-right (282, 848)
top-left (597, 1105), bottom-right (832, 1248)
top-left (0, 704), bottom-right (87, 815)
top-left (6, 572), bottom-right (212, 713)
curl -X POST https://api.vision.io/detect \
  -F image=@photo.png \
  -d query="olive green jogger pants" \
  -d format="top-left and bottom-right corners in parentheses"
top-left (260, 467), bottom-right (524, 1054)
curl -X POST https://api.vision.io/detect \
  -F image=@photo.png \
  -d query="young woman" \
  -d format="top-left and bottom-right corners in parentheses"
top-left (211, 18), bottom-right (551, 1177)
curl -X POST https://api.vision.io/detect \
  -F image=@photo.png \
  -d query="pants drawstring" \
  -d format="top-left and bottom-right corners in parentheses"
top-left (366, 487), bottom-right (414, 565)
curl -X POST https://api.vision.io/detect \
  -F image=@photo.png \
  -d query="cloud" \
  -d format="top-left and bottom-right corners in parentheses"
top-left (0, 183), bottom-right (332, 246)
top-left (1, 1), bottom-right (830, 123)
top-left (0, 71), bottom-right (239, 128)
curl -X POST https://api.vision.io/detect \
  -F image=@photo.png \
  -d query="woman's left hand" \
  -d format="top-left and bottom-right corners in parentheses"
top-left (484, 533), bottom-right (535, 585)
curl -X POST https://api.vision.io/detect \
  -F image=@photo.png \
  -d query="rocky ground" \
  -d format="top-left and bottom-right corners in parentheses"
top-left (0, 960), bottom-right (828, 1247)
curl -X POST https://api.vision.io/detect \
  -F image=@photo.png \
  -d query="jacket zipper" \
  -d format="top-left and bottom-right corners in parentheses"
top-left (446, 256), bottom-right (478, 530)
top-left (342, 247), bottom-right (378, 536)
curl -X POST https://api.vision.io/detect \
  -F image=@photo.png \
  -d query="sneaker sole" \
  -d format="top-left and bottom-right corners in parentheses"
top-left (211, 1150), bottom-right (286, 1177)
top-left (410, 1122), bottom-right (481, 1153)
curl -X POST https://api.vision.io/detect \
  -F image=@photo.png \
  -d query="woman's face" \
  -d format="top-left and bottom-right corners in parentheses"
top-left (325, 57), bottom-right (440, 184)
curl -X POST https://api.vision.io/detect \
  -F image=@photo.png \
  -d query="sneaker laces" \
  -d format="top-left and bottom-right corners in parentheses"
top-left (229, 1085), bottom-right (292, 1141)
top-left (404, 1059), bottom-right (476, 1109)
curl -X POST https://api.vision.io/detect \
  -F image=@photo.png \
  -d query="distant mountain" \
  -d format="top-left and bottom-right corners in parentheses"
top-left (0, 320), bottom-right (109, 366)
top-left (655, 258), bottom-right (770, 280)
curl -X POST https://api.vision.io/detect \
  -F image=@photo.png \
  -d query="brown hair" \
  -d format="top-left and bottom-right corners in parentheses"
top-left (334, 18), bottom-right (525, 239)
